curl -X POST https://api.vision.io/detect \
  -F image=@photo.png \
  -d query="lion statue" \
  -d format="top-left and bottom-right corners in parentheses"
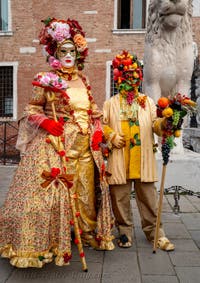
top-left (143, 0), bottom-right (194, 153)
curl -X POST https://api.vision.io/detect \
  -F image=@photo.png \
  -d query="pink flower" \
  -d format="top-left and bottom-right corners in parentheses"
top-left (48, 22), bottom-right (71, 42)
top-left (48, 57), bottom-right (62, 70)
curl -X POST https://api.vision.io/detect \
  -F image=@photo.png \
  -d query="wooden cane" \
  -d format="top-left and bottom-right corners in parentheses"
top-left (153, 164), bottom-right (167, 253)
top-left (46, 91), bottom-right (88, 271)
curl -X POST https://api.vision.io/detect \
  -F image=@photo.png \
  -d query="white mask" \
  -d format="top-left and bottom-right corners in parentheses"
top-left (57, 42), bottom-right (76, 68)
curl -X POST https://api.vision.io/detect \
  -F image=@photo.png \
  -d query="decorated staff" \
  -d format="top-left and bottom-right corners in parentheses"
top-left (153, 93), bottom-right (197, 253)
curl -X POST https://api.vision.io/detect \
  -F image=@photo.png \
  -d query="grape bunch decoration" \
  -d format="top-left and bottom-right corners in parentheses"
top-left (156, 93), bottom-right (197, 165)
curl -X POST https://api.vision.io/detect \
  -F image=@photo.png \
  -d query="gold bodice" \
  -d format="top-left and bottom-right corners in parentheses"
top-left (67, 87), bottom-right (90, 134)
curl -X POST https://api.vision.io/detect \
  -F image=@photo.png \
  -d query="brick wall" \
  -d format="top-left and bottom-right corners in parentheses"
top-left (0, 0), bottom-right (200, 114)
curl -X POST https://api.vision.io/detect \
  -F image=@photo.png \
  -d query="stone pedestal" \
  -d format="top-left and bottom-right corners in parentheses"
top-left (156, 149), bottom-right (200, 193)
top-left (184, 128), bottom-right (200, 153)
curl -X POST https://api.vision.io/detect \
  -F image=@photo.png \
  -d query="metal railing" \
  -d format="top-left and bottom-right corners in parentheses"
top-left (0, 121), bottom-right (20, 165)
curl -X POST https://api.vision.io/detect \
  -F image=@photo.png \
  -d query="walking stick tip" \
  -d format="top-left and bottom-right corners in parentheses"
top-left (84, 268), bottom-right (88, 272)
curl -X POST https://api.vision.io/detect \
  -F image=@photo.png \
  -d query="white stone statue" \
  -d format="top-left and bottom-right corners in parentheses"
top-left (143, 0), bottom-right (194, 154)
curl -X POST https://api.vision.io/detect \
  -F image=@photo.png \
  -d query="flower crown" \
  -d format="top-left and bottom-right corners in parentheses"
top-left (39, 17), bottom-right (88, 70)
top-left (112, 50), bottom-right (143, 99)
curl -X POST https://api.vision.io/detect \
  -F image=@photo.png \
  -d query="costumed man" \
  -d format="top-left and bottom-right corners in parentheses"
top-left (0, 17), bottom-right (114, 268)
top-left (103, 50), bottom-right (174, 250)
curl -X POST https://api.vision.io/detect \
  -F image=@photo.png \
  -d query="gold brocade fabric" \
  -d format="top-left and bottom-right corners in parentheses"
top-left (66, 133), bottom-right (97, 233)
top-left (66, 88), bottom-right (90, 134)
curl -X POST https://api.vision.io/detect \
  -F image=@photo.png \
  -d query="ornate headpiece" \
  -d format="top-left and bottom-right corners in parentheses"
top-left (39, 17), bottom-right (88, 70)
top-left (112, 50), bottom-right (143, 104)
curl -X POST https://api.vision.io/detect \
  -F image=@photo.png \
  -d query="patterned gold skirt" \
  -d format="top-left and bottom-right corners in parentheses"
top-left (0, 131), bottom-right (98, 268)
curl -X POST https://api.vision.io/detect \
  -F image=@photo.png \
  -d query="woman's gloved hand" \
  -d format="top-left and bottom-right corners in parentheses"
top-left (112, 134), bottom-right (126, 149)
top-left (40, 119), bottom-right (64, 136)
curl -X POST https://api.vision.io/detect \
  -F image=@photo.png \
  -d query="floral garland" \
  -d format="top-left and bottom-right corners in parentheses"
top-left (39, 17), bottom-right (88, 70)
top-left (156, 93), bottom-right (197, 165)
top-left (112, 50), bottom-right (145, 108)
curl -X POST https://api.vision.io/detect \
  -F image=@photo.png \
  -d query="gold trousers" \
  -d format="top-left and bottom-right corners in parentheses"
top-left (110, 180), bottom-right (165, 242)
top-left (66, 133), bottom-right (97, 234)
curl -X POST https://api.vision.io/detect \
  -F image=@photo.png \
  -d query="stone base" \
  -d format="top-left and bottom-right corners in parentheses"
top-left (183, 128), bottom-right (200, 153)
top-left (156, 149), bottom-right (200, 193)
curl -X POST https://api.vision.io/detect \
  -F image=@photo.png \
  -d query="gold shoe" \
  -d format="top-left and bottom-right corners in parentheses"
top-left (81, 233), bottom-right (102, 250)
top-left (157, 237), bottom-right (175, 251)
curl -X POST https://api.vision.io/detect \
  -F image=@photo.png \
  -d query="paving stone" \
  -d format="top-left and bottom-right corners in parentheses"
top-left (163, 223), bottom-right (191, 239)
top-left (165, 195), bottom-right (198, 213)
top-left (142, 275), bottom-right (179, 283)
top-left (162, 197), bottom-right (174, 213)
top-left (188, 230), bottom-right (200, 249)
top-left (171, 239), bottom-right (199, 251)
top-left (6, 262), bottom-right (102, 283)
top-left (169, 251), bottom-right (200, 267)
top-left (138, 251), bottom-right (175, 275)
top-left (161, 212), bottom-right (182, 223)
top-left (0, 166), bottom-right (16, 207)
top-left (181, 213), bottom-right (200, 230)
top-left (186, 196), bottom-right (200, 212)
top-left (0, 258), bottom-right (14, 283)
top-left (134, 228), bottom-right (152, 248)
top-left (175, 267), bottom-right (200, 283)
top-left (102, 251), bottom-right (141, 283)
top-left (132, 208), bottom-right (142, 227)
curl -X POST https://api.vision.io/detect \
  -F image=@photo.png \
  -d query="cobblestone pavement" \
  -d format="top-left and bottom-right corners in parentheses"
top-left (0, 166), bottom-right (200, 283)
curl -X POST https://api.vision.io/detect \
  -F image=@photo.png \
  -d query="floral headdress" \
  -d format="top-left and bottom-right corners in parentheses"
top-left (39, 17), bottom-right (88, 70)
top-left (112, 50), bottom-right (143, 105)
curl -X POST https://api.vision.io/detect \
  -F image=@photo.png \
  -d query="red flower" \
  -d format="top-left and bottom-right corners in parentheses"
top-left (45, 137), bottom-right (51, 143)
top-left (50, 167), bottom-right (60, 178)
top-left (101, 163), bottom-right (105, 172)
top-left (91, 130), bottom-right (103, 151)
top-left (70, 220), bottom-right (74, 225)
top-left (87, 109), bottom-right (93, 115)
top-left (63, 252), bottom-right (72, 263)
top-left (58, 117), bottom-right (65, 125)
top-left (79, 229), bottom-right (83, 235)
top-left (76, 211), bottom-right (80, 217)
top-left (88, 95), bottom-right (93, 101)
top-left (58, 150), bottom-right (65, 157)
top-left (79, 252), bottom-right (85, 258)
top-left (74, 238), bottom-right (79, 245)
top-left (87, 86), bottom-right (91, 90)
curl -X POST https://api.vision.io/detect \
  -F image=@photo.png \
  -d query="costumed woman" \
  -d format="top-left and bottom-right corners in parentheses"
top-left (103, 50), bottom-right (175, 251)
top-left (0, 17), bottom-right (114, 268)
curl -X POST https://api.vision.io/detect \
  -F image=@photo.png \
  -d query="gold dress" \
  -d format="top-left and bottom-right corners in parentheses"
top-left (0, 71), bottom-right (114, 268)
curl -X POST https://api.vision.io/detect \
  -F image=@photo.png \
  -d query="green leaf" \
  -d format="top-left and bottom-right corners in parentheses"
top-left (180, 110), bottom-right (187, 118)
top-left (38, 255), bottom-right (45, 261)
top-left (135, 140), bottom-right (141, 146)
top-left (134, 133), bottom-right (139, 140)
top-left (42, 17), bottom-right (52, 26)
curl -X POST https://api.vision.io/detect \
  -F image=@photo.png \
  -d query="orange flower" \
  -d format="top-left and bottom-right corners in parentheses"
top-left (73, 34), bottom-right (87, 52)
